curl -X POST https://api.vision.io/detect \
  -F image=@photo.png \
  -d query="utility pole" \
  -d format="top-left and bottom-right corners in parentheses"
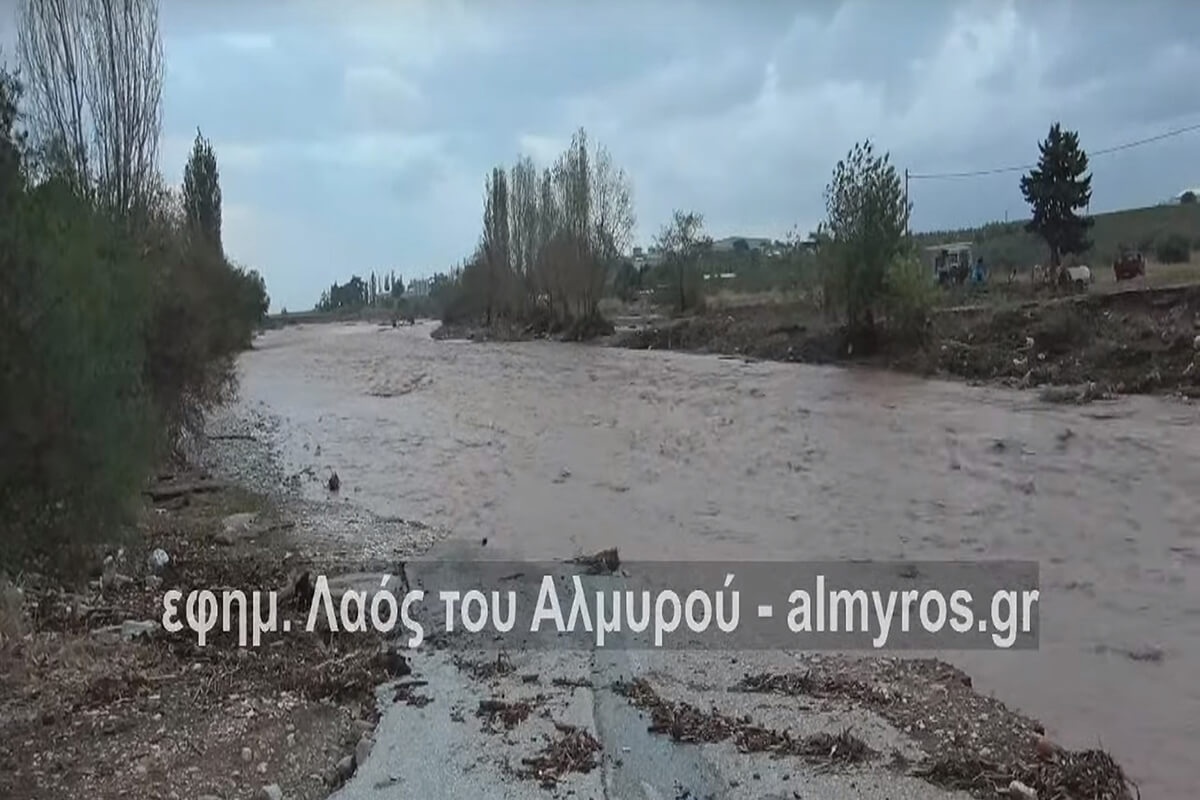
top-left (904, 168), bottom-right (910, 236)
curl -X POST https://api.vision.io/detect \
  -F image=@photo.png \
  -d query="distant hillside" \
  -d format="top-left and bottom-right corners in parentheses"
top-left (914, 202), bottom-right (1200, 269)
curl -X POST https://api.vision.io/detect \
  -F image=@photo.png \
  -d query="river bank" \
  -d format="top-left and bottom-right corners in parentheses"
top-left (430, 283), bottom-right (1200, 400)
top-left (613, 284), bottom-right (1200, 400)
top-left (0, 409), bottom-right (440, 800)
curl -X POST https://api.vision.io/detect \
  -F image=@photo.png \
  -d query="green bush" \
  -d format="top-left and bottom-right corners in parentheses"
top-left (1, 170), bottom-right (157, 569)
top-left (883, 252), bottom-right (937, 342)
top-left (0, 69), bottom-right (270, 572)
top-left (1154, 233), bottom-right (1191, 264)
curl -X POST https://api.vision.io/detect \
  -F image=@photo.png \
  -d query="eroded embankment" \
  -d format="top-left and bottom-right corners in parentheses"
top-left (615, 284), bottom-right (1200, 399)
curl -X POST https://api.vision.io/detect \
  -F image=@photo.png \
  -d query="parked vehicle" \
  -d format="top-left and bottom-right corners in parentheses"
top-left (1113, 250), bottom-right (1146, 281)
top-left (925, 242), bottom-right (973, 287)
top-left (1061, 265), bottom-right (1093, 290)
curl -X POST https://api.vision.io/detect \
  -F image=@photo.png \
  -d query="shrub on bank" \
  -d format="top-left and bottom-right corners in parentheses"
top-left (883, 253), bottom-right (938, 343)
top-left (1155, 233), bottom-right (1191, 264)
top-left (1, 175), bottom-right (158, 570)
top-left (0, 70), bottom-right (267, 573)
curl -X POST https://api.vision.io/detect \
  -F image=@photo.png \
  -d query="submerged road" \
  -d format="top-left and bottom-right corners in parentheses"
top-left (236, 321), bottom-right (1200, 798)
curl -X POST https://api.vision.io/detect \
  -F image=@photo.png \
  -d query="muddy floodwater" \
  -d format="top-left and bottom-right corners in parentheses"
top-left (239, 321), bottom-right (1199, 798)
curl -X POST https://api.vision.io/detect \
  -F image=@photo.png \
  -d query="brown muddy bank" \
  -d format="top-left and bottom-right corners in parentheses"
top-left (614, 284), bottom-right (1200, 399)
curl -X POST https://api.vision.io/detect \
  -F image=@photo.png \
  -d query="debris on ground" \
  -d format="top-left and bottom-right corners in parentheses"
top-left (453, 651), bottom-right (515, 680)
top-left (393, 680), bottom-right (433, 707)
top-left (0, 471), bottom-right (400, 800)
top-left (518, 723), bottom-right (602, 788)
top-left (476, 698), bottom-right (534, 731)
top-left (569, 547), bottom-right (620, 575)
top-left (735, 659), bottom-right (1135, 800)
top-left (613, 678), bottom-right (873, 764)
top-left (735, 726), bottom-right (874, 763)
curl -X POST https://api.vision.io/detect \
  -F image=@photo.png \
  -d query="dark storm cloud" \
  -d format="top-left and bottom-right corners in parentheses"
top-left (2, 0), bottom-right (1197, 311)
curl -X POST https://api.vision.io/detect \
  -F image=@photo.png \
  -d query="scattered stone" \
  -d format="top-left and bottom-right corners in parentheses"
top-left (104, 572), bottom-right (134, 591)
top-left (257, 785), bottom-right (283, 800)
top-left (241, 746), bottom-right (253, 763)
top-left (146, 547), bottom-right (170, 573)
top-left (92, 619), bottom-right (158, 644)
top-left (1008, 779), bottom-right (1038, 799)
top-left (1036, 735), bottom-right (1060, 761)
top-left (377, 643), bottom-right (411, 677)
top-left (219, 512), bottom-right (260, 544)
top-left (335, 754), bottom-right (355, 781)
top-left (1193, 333), bottom-right (1200, 351)
top-left (1124, 644), bottom-right (1165, 663)
top-left (570, 547), bottom-right (620, 575)
top-left (328, 471), bottom-right (341, 492)
top-left (144, 574), bottom-right (163, 591)
top-left (354, 734), bottom-right (374, 766)
top-left (256, 761), bottom-right (268, 775)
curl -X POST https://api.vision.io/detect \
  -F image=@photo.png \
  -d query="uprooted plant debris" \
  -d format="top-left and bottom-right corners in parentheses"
top-left (452, 651), bottom-right (515, 681)
top-left (735, 726), bottom-right (873, 763)
top-left (914, 748), bottom-right (1136, 800)
top-left (393, 680), bottom-right (433, 708)
top-left (569, 547), bottom-right (621, 575)
top-left (612, 678), bottom-right (873, 765)
top-left (476, 698), bottom-right (535, 731)
top-left (518, 722), bottom-right (602, 788)
top-left (734, 658), bottom-right (1135, 800)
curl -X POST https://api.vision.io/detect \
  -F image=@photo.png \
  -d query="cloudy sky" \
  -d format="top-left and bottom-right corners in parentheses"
top-left (4, 0), bottom-right (1200, 311)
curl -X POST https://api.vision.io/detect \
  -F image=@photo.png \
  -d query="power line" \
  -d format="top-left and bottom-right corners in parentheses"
top-left (907, 121), bottom-right (1200, 181)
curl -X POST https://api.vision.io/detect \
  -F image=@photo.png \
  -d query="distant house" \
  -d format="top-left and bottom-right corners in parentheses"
top-left (711, 236), bottom-right (774, 253)
top-left (631, 246), bottom-right (665, 269)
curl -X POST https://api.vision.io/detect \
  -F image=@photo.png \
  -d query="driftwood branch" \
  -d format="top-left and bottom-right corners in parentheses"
top-left (144, 479), bottom-right (226, 501)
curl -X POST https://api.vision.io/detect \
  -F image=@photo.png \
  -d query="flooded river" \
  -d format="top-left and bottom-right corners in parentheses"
top-left (239, 321), bottom-right (1199, 797)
